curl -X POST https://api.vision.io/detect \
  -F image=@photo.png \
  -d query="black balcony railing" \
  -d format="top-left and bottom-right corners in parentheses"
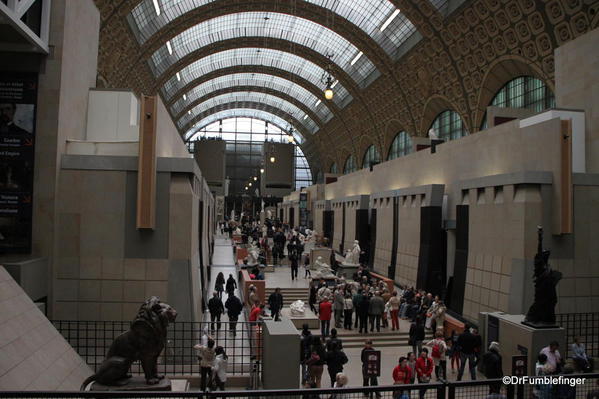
top-left (2, 375), bottom-right (599, 399)
top-left (52, 321), bottom-right (263, 377)
top-left (556, 312), bottom-right (599, 358)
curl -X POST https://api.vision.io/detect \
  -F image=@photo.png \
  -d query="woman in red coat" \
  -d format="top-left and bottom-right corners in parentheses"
top-left (392, 356), bottom-right (413, 399)
top-left (319, 299), bottom-right (332, 337)
top-left (415, 348), bottom-right (434, 399)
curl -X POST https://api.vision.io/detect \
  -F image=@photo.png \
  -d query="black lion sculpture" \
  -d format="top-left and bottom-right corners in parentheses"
top-left (80, 296), bottom-right (177, 390)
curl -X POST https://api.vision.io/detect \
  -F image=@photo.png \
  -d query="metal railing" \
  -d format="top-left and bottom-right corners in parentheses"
top-left (52, 320), bottom-right (263, 377)
top-left (556, 312), bottom-right (599, 358)
top-left (2, 375), bottom-right (599, 398)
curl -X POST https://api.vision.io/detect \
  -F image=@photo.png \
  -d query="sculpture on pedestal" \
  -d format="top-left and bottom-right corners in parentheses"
top-left (245, 245), bottom-right (260, 266)
top-left (344, 240), bottom-right (361, 265)
top-left (80, 297), bottom-right (177, 390)
top-left (523, 226), bottom-right (562, 327)
top-left (313, 256), bottom-right (335, 279)
top-left (290, 300), bottom-right (306, 316)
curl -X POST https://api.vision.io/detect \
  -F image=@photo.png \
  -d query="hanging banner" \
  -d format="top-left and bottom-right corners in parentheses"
top-left (0, 73), bottom-right (37, 253)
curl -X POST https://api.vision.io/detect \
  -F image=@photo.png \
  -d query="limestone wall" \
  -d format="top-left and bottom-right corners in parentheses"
top-left (0, 267), bottom-right (92, 390)
top-left (372, 195), bottom-right (394, 276)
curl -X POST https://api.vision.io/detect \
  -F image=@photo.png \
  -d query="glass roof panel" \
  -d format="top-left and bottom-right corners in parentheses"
top-left (129, 0), bottom-right (416, 59)
top-left (185, 109), bottom-right (304, 144)
top-left (179, 92), bottom-right (319, 133)
top-left (161, 48), bottom-right (352, 108)
top-left (171, 73), bottom-right (333, 123)
top-left (148, 12), bottom-right (377, 86)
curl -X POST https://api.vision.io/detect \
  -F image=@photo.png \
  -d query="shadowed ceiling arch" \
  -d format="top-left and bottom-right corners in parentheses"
top-left (167, 65), bottom-right (342, 114)
top-left (179, 94), bottom-right (319, 134)
top-left (176, 86), bottom-right (328, 129)
top-left (157, 43), bottom-right (357, 104)
top-left (172, 76), bottom-right (334, 123)
top-left (184, 103), bottom-right (312, 142)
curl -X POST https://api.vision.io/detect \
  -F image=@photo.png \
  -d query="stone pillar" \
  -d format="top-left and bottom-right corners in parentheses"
top-left (262, 318), bottom-right (300, 389)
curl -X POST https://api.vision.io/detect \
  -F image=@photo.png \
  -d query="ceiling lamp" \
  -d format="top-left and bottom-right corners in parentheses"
top-left (249, 182), bottom-right (252, 187)
top-left (253, 176), bottom-right (258, 181)
top-left (260, 168), bottom-right (265, 174)
top-left (245, 186), bottom-right (248, 190)
top-left (270, 156), bottom-right (276, 163)
top-left (321, 54), bottom-right (335, 101)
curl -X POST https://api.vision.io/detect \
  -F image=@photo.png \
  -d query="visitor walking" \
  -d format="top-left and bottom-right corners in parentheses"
top-left (319, 298), bottom-right (333, 337)
top-left (304, 254), bottom-right (311, 278)
top-left (457, 324), bottom-right (478, 381)
top-left (343, 293), bottom-right (354, 330)
top-left (426, 331), bottom-right (448, 380)
top-left (268, 288), bottom-right (284, 321)
top-left (211, 346), bottom-right (228, 391)
top-left (225, 292), bottom-right (243, 335)
top-left (409, 317), bottom-right (425, 357)
top-left (325, 341), bottom-right (348, 387)
top-left (225, 274), bottom-right (237, 296)
top-left (215, 272), bottom-right (225, 299)
top-left (482, 341), bottom-right (503, 394)
top-left (300, 324), bottom-right (313, 384)
top-left (194, 338), bottom-right (216, 392)
top-left (368, 291), bottom-right (385, 333)
top-left (290, 253), bottom-right (299, 280)
top-left (208, 292), bottom-right (224, 332)
top-left (307, 336), bottom-right (326, 388)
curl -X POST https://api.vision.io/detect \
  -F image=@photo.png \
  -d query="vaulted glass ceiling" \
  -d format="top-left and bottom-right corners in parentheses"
top-left (161, 48), bottom-right (352, 108)
top-left (148, 12), bottom-right (378, 86)
top-left (178, 92), bottom-right (319, 133)
top-left (185, 109), bottom-right (305, 145)
top-left (170, 73), bottom-right (333, 123)
top-left (129, 0), bottom-right (416, 60)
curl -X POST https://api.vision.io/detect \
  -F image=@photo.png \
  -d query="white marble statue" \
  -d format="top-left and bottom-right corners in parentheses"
top-left (313, 256), bottom-right (335, 279)
top-left (235, 227), bottom-right (242, 235)
top-left (344, 240), bottom-right (361, 265)
top-left (266, 209), bottom-right (272, 220)
top-left (246, 245), bottom-right (260, 266)
top-left (290, 300), bottom-right (306, 316)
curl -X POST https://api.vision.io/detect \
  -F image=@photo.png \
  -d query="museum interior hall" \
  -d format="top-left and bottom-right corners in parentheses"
top-left (1, 0), bottom-right (599, 397)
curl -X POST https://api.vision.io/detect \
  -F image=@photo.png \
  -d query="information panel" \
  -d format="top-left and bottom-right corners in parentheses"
top-left (0, 73), bottom-right (37, 253)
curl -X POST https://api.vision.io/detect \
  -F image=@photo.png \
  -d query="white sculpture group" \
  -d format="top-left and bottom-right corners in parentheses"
top-left (290, 300), bottom-right (306, 316)
top-left (344, 240), bottom-right (361, 265)
top-left (313, 256), bottom-right (335, 279)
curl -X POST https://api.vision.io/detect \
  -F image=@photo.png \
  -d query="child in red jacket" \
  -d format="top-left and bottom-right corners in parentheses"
top-left (415, 348), bottom-right (434, 399)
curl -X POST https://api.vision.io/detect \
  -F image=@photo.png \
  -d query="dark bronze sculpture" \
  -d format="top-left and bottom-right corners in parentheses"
top-left (80, 296), bottom-right (177, 390)
top-left (523, 226), bottom-right (562, 327)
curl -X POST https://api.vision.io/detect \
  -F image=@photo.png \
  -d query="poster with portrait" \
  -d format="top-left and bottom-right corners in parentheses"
top-left (0, 73), bottom-right (37, 253)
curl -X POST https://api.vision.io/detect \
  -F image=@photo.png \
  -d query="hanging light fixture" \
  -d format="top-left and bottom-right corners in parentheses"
top-left (260, 168), bottom-right (265, 174)
top-left (270, 156), bottom-right (276, 163)
top-left (322, 54), bottom-right (335, 101)
top-left (253, 176), bottom-right (258, 181)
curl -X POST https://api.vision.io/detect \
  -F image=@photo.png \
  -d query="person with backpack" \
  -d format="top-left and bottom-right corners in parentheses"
top-left (224, 292), bottom-right (243, 335)
top-left (208, 292), bottom-right (225, 332)
top-left (426, 331), bottom-right (448, 380)
top-left (307, 336), bottom-right (326, 387)
top-left (325, 342), bottom-right (349, 387)
top-left (214, 272), bottom-right (225, 299)
top-left (415, 348), bottom-right (434, 399)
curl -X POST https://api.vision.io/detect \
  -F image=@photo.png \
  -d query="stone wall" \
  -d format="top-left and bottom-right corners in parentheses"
top-left (0, 267), bottom-right (92, 390)
top-left (372, 195), bottom-right (394, 276)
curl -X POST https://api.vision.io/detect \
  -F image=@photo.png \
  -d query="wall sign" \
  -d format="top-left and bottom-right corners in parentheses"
top-left (0, 73), bottom-right (37, 253)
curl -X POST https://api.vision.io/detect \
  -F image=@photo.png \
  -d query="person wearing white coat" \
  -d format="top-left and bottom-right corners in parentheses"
top-left (212, 346), bottom-right (228, 391)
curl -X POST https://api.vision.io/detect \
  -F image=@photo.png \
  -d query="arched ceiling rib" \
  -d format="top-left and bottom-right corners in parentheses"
top-left (184, 103), bottom-right (312, 141)
top-left (147, 12), bottom-right (379, 86)
top-left (177, 86), bottom-right (328, 130)
top-left (178, 92), bottom-right (319, 134)
top-left (128, 0), bottom-right (418, 61)
top-left (171, 74), bottom-right (333, 123)
top-left (186, 109), bottom-right (305, 145)
top-left (161, 47), bottom-right (353, 108)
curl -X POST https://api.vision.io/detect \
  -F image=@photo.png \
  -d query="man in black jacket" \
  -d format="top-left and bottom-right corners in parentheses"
top-left (457, 324), bottom-right (478, 381)
top-left (225, 292), bottom-right (243, 335)
top-left (208, 292), bottom-right (224, 332)
top-left (482, 341), bottom-right (503, 393)
top-left (268, 287), bottom-right (284, 321)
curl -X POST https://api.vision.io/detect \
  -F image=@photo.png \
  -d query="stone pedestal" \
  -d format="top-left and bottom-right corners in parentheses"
top-left (262, 318), bottom-right (301, 389)
top-left (280, 307), bottom-right (319, 329)
top-left (310, 248), bottom-right (332, 269)
top-left (90, 376), bottom-right (172, 391)
top-left (337, 263), bottom-right (360, 279)
top-left (479, 312), bottom-right (566, 376)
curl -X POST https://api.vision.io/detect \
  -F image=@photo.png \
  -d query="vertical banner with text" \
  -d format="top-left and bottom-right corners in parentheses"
top-left (0, 73), bottom-right (37, 253)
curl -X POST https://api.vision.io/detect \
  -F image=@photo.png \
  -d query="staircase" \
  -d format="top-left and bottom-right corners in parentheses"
top-left (265, 287), bottom-right (309, 306)
top-left (338, 330), bottom-right (434, 349)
